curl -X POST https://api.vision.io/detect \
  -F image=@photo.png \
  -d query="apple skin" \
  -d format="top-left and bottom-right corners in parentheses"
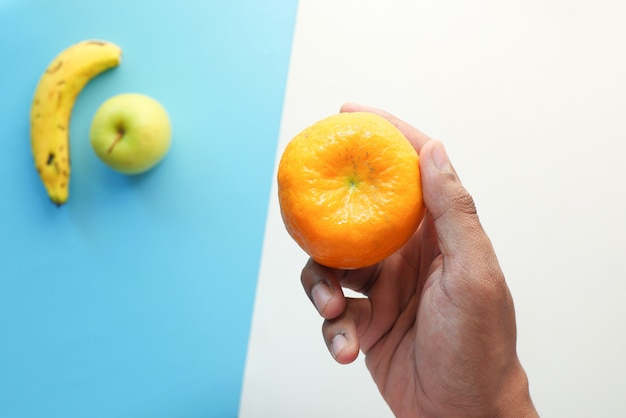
top-left (89, 93), bottom-right (172, 175)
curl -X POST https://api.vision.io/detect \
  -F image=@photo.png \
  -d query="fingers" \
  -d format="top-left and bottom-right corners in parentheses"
top-left (301, 259), bottom-right (379, 318)
top-left (302, 259), bottom-right (374, 364)
top-left (301, 259), bottom-right (346, 320)
top-left (322, 298), bottom-right (371, 364)
top-left (339, 102), bottom-right (432, 152)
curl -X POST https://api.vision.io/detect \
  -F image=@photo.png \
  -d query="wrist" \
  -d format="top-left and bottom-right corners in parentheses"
top-left (494, 358), bottom-right (538, 418)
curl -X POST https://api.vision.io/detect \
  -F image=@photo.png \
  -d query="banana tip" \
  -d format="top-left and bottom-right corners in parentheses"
top-left (50, 197), bottom-right (66, 207)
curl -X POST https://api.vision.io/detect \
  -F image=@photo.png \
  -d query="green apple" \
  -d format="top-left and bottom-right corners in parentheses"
top-left (89, 93), bottom-right (172, 175)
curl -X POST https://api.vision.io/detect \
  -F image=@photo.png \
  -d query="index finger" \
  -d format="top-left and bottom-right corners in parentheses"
top-left (340, 102), bottom-right (432, 152)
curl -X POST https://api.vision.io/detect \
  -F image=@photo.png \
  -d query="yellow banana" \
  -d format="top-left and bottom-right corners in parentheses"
top-left (30, 40), bottom-right (122, 205)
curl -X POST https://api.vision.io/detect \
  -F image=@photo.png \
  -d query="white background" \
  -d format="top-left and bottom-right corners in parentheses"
top-left (240, 0), bottom-right (626, 416)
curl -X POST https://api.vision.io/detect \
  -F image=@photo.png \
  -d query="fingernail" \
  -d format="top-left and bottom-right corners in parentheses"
top-left (431, 141), bottom-right (451, 172)
top-left (311, 282), bottom-right (332, 313)
top-left (330, 332), bottom-right (349, 358)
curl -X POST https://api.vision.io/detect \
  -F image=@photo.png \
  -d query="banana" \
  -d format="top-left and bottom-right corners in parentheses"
top-left (30, 40), bottom-right (122, 205)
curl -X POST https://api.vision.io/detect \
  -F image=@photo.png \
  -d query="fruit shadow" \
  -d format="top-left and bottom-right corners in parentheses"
top-left (100, 163), bottom-right (160, 195)
top-left (76, 159), bottom-right (164, 213)
top-left (64, 164), bottom-right (162, 238)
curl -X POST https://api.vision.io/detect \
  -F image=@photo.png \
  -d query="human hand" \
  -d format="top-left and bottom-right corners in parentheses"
top-left (300, 104), bottom-right (538, 417)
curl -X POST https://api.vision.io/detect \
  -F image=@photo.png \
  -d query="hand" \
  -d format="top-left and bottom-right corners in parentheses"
top-left (301, 104), bottom-right (538, 417)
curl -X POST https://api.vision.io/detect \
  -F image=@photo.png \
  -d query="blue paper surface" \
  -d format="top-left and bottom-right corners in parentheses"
top-left (0, 0), bottom-right (297, 416)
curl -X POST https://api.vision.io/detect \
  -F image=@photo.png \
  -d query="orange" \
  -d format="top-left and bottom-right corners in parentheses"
top-left (277, 112), bottom-right (425, 269)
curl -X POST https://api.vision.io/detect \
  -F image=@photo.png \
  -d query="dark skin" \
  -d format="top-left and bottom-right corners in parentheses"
top-left (300, 103), bottom-right (538, 417)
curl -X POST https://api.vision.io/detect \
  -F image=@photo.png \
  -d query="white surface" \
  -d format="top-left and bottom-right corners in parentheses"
top-left (241, 0), bottom-right (626, 417)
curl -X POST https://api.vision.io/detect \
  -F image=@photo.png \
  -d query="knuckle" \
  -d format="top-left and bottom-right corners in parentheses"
top-left (464, 254), bottom-right (506, 294)
top-left (450, 184), bottom-right (478, 216)
top-left (449, 257), bottom-right (508, 310)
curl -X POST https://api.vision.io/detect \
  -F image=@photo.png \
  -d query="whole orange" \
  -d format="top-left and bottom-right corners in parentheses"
top-left (277, 112), bottom-right (425, 269)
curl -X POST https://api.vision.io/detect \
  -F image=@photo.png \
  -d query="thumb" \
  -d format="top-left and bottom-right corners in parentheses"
top-left (419, 140), bottom-right (491, 259)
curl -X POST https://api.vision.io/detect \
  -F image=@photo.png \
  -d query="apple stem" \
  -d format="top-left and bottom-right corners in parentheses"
top-left (107, 126), bottom-right (125, 154)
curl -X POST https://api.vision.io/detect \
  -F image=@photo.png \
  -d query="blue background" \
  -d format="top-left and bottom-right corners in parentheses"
top-left (0, 0), bottom-right (297, 416)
